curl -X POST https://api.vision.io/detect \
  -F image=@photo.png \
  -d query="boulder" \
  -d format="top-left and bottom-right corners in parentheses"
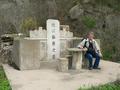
top-left (69, 5), bottom-right (84, 19)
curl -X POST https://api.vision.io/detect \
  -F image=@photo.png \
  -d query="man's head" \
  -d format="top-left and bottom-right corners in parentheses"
top-left (87, 32), bottom-right (95, 40)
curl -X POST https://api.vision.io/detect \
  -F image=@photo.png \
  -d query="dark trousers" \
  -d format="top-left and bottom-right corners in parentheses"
top-left (85, 52), bottom-right (100, 68)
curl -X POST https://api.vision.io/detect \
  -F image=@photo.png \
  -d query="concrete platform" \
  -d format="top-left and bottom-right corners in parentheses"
top-left (3, 60), bottom-right (120, 90)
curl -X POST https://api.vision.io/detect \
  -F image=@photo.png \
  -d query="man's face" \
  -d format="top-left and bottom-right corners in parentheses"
top-left (88, 33), bottom-right (94, 40)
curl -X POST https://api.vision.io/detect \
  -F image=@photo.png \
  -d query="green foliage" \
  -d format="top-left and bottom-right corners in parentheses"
top-left (82, 16), bottom-right (96, 29)
top-left (20, 17), bottom-right (38, 36)
top-left (78, 80), bottom-right (120, 90)
top-left (102, 50), bottom-right (113, 60)
top-left (102, 45), bottom-right (117, 60)
top-left (0, 67), bottom-right (11, 90)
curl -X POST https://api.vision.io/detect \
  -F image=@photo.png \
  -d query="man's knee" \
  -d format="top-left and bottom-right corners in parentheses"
top-left (95, 53), bottom-right (100, 60)
top-left (86, 53), bottom-right (93, 60)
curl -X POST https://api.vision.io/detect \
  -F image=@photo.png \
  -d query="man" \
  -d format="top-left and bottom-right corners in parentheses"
top-left (77, 32), bottom-right (102, 70)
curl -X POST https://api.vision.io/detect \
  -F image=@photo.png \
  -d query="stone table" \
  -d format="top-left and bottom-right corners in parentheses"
top-left (67, 48), bottom-right (87, 70)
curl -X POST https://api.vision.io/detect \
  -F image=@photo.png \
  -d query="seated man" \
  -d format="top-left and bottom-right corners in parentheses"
top-left (77, 32), bottom-right (102, 70)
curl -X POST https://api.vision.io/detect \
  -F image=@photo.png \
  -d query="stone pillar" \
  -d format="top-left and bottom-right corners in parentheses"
top-left (58, 58), bottom-right (68, 72)
top-left (72, 52), bottom-right (83, 70)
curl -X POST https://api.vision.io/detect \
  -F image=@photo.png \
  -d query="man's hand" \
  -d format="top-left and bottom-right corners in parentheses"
top-left (99, 53), bottom-right (103, 58)
top-left (78, 46), bottom-right (87, 51)
top-left (78, 45), bottom-right (83, 49)
top-left (83, 47), bottom-right (88, 51)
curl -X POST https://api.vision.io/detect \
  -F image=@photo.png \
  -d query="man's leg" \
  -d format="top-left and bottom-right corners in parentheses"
top-left (93, 53), bottom-right (100, 69)
top-left (85, 53), bottom-right (93, 69)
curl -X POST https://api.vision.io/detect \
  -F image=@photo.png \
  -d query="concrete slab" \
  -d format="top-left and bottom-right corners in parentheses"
top-left (3, 60), bottom-right (120, 90)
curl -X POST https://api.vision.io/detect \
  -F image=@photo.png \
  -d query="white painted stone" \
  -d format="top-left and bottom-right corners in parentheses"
top-left (30, 27), bottom-right (46, 38)
top-left (39, 27), bottom-right (43, 31)
top-left (47, 19), bottom-right (60, 60)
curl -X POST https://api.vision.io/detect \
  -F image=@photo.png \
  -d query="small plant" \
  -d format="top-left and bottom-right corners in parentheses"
top-left (102, 50), bottom-right (112, 60)
top-left (82, 16), bottom-right (96, 29)
top-left (20, 17), bottom-right (38, 36)
top-left (102, 45), bottom-right (117, 60)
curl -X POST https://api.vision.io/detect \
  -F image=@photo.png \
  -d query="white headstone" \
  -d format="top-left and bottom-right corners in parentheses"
top-left (47, 19), bottom-right (60, 60)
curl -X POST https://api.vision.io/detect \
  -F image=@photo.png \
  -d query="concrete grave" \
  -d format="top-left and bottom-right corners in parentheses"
top-left (12, 19), bottom-right (74, 70)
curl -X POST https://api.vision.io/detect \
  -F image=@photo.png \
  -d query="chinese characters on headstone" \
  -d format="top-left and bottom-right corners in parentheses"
top-left (47, 19), bottom-right (60, 60)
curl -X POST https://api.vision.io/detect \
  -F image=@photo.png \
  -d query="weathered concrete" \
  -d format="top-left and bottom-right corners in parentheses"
top-left (67, 48), bottom-right (87, 70)
top-left (12, 37), bottom-right (74, 70)
top-left (58, 58), bottom-right (69, 72)
top-left (12, 39), bottom-right (42, 70)
top-left (11, 37), bottom-right (100, 70)
top-left (3, 60), bottom-right (120, 90)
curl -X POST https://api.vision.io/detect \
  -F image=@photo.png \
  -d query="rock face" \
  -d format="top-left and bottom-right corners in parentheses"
top-left (68, 2), bottom-right (120, 61)
top-left (0, 0), bottom-right (120, 61)
top-left (0, 0), bottom-right (58, 34)
top-left (69, 5), bottom-right (84, 19)
top-left (0, 0), bottom-right (30, 34)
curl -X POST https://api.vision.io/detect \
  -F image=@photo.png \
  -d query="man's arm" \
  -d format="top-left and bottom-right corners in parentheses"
top-left (77, 39), bottom-right (86, 49)
top-left (95, 40), bottom-right (102, 57)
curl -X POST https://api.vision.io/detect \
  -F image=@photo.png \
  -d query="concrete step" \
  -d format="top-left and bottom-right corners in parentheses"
top-left (40, 60), bottom-right (59, 70)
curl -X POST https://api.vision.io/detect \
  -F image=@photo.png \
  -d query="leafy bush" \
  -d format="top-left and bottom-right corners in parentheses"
top-left (20, 17), bottom-right (38, 36)
top-left (102, 45), bottom-right (118, 60)
top-left (82, 16), bottom-right (96, 29)
top-left (102, 50), bottom-right (113, 60)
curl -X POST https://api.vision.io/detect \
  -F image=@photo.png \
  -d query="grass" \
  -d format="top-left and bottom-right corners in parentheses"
top-left (102, 50), bottom-right (113, 60)
top-left (78, 80), bottom-right (120, 90)
top-left (0, 66), bottom-right (11, 90)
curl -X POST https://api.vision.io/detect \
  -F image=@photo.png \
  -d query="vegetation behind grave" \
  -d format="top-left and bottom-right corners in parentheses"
top-left (20, 17), bottom-right (38, 36)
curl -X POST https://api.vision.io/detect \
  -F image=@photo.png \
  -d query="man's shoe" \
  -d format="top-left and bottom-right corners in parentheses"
top-left (88, 67), bottom-right (93, 70)
top-left (93, 67), bottom-right (101, 70)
